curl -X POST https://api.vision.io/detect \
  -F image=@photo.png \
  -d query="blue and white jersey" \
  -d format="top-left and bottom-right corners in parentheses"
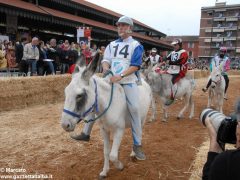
top-left (102, 36), bottom-right (143, 84)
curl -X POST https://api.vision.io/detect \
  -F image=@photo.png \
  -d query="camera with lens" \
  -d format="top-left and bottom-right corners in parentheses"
top-left (200, 108), bottom-right (239, 150)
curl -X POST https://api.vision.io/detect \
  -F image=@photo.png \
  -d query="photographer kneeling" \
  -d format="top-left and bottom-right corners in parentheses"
top-left (201, 99), bottom-right (240, 180)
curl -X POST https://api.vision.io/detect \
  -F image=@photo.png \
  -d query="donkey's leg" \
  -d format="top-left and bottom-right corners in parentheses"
top-left (219, 93), bottom-right (224, 113)
top-left (177, 94), bottom-right (190, 119)
top-left (149, 94), bottom-right (157, 122)
top-left (99, 127), bottom-right (111, 178)
top-left (162, 102), bottom-right (168, 122)
top-left (109, 127), bottom-right (124, 170)
top-left (189, 95), bottom-right (194, 119)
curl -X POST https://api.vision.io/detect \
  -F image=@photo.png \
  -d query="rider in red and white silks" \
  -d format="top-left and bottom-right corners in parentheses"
top-left (165, 38), bottom-right (188, 105)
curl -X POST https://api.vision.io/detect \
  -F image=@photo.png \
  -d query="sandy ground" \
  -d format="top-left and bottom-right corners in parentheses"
top-left (0, 76), bottom-right (239, 180)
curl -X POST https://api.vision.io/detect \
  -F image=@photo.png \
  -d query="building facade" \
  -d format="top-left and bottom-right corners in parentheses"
top-left (0, 0), bottom-right (172, 50)
top-left (163, 36), bottom-right (199, 59)
top-left (199, 2), bottom-right (240, 61)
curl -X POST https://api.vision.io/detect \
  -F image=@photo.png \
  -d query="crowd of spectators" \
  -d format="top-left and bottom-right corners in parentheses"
top-left (0, 36), bottom-right (105, 76)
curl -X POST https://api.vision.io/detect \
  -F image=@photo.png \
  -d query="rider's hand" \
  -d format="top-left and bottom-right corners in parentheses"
top-left (102, 62), bottom-right (110, 74)
top-left (110, 75), bottom-right (122, 83)
top-left (205, 117), bottom-right (223, 153)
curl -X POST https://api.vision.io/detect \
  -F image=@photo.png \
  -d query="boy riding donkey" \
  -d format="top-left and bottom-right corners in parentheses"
top-left (164, 38), bottom-right (189, 106)
top-left (202, 47), bottom-right (230, 100)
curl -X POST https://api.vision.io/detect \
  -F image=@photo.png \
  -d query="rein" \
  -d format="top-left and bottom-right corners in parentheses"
top-left (63, 70), bottom-right (114, 124)
top-left (212, 75), bottom-right (222, 85)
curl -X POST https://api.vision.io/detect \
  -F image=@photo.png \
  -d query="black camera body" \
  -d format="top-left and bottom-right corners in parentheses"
top-left (217, 114), bottom-right (238, 145)
top-left (200, 109), bottom-right (238, 150)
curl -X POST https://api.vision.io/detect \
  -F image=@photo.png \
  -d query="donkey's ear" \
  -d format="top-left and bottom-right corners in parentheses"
top-left (87, 52), bottom-right (100, 73)
top-left (73, 65), bottom-right (81, 74)
top-left (82, 53), bottom-right (100, 81)
top-left (76, 54), bottom-right (87, 67)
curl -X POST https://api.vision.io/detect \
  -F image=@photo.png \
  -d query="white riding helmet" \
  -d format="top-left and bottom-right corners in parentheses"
top-left (116, 16), bottom-right (134, 27)
top-left (171, 38), bottom-right (182, 45)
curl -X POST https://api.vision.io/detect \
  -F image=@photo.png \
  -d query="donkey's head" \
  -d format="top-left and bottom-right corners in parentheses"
top-left (210, 66), bottom-right (222, 88)
top-left (61, 53), bottom-right (100, 132)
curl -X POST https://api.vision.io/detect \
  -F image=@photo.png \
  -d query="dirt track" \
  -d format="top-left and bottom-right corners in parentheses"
top-left (0, 76), bottom-right (239, 180)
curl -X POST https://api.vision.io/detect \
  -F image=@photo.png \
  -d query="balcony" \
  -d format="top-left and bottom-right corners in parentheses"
top-left (212, 28), bottom-right (225, 32)
top-left (225, 26), bottom-right (238, 31)
top-left (211, 46), bottom-right (220, 49)
top-left (204, 39), bottom-right (211, 42)
top-left (227, 47), bottom-right (236, 50)
top-left (212, 37), bottom-right (223, 42)
top-left (224, 37), bottom-right (237, 41)
top-left (205, 29), bottom-right (212, 33)
top-left (226, 17), bottom-right (239, 21)
top-left (214, 8), bottom-right (226, 12)
top-left (213, 17), bottom-right (225, 21)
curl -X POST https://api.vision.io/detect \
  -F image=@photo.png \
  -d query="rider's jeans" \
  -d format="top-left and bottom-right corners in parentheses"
top-left (122, 83), bottom-right (142, 146)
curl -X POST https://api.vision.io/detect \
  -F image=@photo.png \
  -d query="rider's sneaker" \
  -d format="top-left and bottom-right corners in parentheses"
top-left (202, 87), bottom-right (208, 93)
top-left (133, 145), bottom-right (146, 160)
top-left (70, 132), bottom-right (90, 141)
top-left (165, 99), bottom-right (174, 106)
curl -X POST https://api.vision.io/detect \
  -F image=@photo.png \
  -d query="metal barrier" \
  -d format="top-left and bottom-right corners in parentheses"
top-left (0, 68), bottom-right (26, 77)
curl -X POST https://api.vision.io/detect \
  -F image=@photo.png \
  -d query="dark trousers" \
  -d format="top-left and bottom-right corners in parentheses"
top-left (223, 75), bottom-right (229, 94)
top-left (206, 75), bottom-right (229, 93)
top-left (19, 60), bottom-right (28, 75)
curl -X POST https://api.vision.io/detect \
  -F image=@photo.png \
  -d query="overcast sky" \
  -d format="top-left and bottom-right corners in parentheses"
top-left (86, 0), bottom-right (239, 36)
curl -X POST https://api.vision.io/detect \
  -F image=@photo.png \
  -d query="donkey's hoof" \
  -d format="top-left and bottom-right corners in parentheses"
top-left (161, 119), bottom-right (167, 123)
top-left (130, 151), bottom-right (137, 161)
top-left (99, 173), bottom-right (107, 180)
top-left (148, 118), bottom-right (156, 123)
top-left (99, 175), bottom-right (106, 180)
top-left (117, 162), bottom-right (124, 171)
top-left (130, 150), bottom-right (135, 157)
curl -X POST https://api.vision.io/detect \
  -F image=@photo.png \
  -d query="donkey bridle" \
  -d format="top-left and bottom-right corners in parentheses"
top-left (63, 70), bottom-right (114, 124)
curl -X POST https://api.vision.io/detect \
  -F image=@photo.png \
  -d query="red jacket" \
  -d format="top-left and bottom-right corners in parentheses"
top-left (167, 49), bottom-right (188, 75)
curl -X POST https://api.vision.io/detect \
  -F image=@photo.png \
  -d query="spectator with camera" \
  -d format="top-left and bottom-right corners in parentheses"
top-left (201, 99), bottom-right (240, 180)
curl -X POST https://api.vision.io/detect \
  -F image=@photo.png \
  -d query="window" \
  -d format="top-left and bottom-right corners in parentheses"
top-left (188, 42), bottom-right (194, 48)
top-left (189, 51), bottom-right (193, 57)
top-left (218, 13), bottom-right (223, 17)
top-left (207, 20), bottom-right (212, 24)
top-left (217, 23), bottom-right (222, 28)
top-left (204, 49), bottom-right (210, 55)
top-left (226, 41), bottom-right (233, 47)
top-left (228, 22), bottom-right (233, 28)
top-left (227, 31), bottom-right (232, 37)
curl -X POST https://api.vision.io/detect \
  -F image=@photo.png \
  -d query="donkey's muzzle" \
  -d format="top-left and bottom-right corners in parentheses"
top-left (61, 120), bottom-right (74, 132)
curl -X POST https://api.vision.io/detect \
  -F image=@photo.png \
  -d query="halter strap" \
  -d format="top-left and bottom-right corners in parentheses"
top-left (63, 71), bottom-right (114, 124)
top-left (63, 78), bottom-right (99, 123)
top-left (212, 75), bottom-right (222, 85)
